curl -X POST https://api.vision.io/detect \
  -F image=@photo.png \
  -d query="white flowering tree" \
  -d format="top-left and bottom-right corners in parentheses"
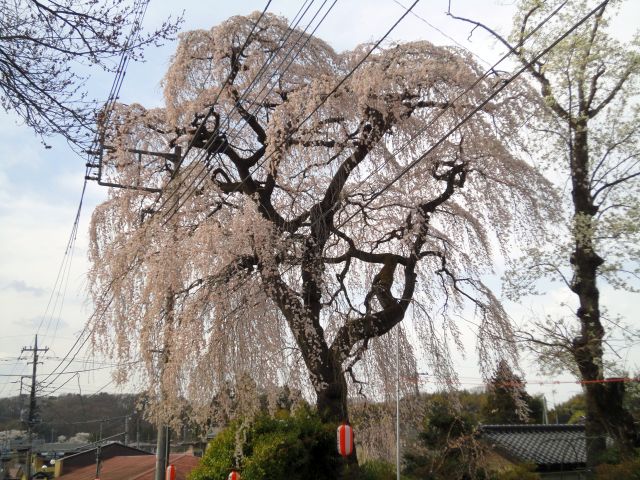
top-left (450, 0), bottom-right (640, 461)
top-left (88, 12), bottom-right (554, 436)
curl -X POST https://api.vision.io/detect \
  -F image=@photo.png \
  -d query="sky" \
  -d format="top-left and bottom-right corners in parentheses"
top-left (1, 0), bottom-right (638, 412)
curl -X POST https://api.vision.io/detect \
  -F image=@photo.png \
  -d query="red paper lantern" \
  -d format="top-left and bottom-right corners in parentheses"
top-left (228, 471), bottom-right (241, 480)
top-left (337, 423), bottom-right (354, 456)
top-left (166, 464), bottom-right (176, 480)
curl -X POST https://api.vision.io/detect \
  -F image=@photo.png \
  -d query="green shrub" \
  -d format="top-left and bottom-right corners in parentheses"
top-left (188, 405), bottom-right (341, 480)
top-left (188, 422), bottom-right (237, 480)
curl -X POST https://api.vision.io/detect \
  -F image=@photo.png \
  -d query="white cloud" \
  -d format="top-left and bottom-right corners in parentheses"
top-left (0, 280), bottom-right (46, 297)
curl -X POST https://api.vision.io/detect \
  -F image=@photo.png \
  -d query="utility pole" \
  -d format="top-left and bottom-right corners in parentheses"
top-left (152, 348), bottom-right (169, 480)
top-left (542, 396), bottom-right (549, 425)
top-left (21, 334), bottom-right (48, 480)
top-left (95, 445), bottom-right (102, 479)
top-left (95, 420), bottom-right (103, 479)
top-left (124, 416), bottom-right (129, 446)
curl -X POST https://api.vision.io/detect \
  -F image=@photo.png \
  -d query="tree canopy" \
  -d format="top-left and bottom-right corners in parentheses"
top-left (449, 0), bottom-right (640, 460)
top-left (87, 11), bottom-right (555, 430)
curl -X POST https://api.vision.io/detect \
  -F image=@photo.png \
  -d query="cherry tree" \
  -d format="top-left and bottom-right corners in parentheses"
top-left (87, 12), bottom-right (554, 434)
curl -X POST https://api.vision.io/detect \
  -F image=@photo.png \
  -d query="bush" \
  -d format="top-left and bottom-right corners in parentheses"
top-left (188, 422), bottom-right (237, 480)
top-left (188, 406), bottom-right (341, 480)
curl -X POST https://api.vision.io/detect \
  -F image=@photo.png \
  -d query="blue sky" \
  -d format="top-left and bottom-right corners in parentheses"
top-left (0, 0), bottom-right (638, 407)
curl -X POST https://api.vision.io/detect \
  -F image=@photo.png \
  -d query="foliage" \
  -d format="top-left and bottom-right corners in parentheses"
top-left (188, 419), bottom-right (237, 480)
top-left (400, 388), bottom-right (547, 479)
top-left (548, 394), bottom-right (586, 424)
top-left (481, 360), bottom-right (543, 424)
top-left (0, 0), bottom-right (180, 148)
top-left (548, 381), bottom-right (640, 426)
top-left (88, 10), bottom-right (556, 432)
top-left (359, 460), bottom-right (412, 480)
top-left (188, 406), bottom-right (340, 480)
top-left (403, 394), bottom-right (488, 479)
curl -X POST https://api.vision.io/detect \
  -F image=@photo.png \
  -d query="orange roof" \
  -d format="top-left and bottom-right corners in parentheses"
top-left (58, 453), bottom-right (200, 480)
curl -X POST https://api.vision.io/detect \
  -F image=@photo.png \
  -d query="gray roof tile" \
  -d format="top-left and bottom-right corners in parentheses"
top-left (480, 424), bottom-right (586, 467)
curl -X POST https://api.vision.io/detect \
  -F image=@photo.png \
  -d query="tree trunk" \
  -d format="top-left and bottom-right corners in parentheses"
top-left (314, 352), bottom-right (361, 477)
top-left (315, 350), bottom-right (350, 421)
top-left (570, 124), bottom-right (638, 466)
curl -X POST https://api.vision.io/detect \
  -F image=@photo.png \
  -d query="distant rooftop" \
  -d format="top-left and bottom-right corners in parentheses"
top-left (57, 453), bottom-right (199, 480)
top-left (480, 424), bottom-right (586, 471)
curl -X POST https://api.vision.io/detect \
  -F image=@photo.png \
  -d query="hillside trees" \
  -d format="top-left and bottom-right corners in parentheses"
top-left (450, 0), bottom-right (640, 462)
top-left (87, 11), bottom-right (555, 440)
top-left (0, 0), bottom-right (179, 148)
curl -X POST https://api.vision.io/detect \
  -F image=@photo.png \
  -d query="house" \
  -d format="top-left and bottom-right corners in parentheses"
top-left (52, 442), bottom-right (151, 477)
top-left (55, 453), bottom-right (199, 480)
top-left (480, 424), bottom-right (587, 479)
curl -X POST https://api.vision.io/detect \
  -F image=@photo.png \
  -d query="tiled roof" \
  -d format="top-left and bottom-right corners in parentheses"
top-left (480, 424), bottom-right (586, 469)
top-left (57, 453), bottom-right (200, 480)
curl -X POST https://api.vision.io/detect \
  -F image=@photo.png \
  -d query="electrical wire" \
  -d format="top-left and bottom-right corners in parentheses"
top-left (391, 0), bottom-right (492, 67)
top-left (333, 0), bottom-right (603, 228)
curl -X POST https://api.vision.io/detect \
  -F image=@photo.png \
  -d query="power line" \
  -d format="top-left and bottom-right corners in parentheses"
top-left (98, 0), bottom-right (291, 222)
top-left (6, 361), bottom-right (142, 380)
top-left (318, 1), bottom-right (569, 236)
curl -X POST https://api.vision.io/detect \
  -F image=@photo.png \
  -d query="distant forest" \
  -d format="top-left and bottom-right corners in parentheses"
top-left (0, 393), bottom-right (160, 444)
